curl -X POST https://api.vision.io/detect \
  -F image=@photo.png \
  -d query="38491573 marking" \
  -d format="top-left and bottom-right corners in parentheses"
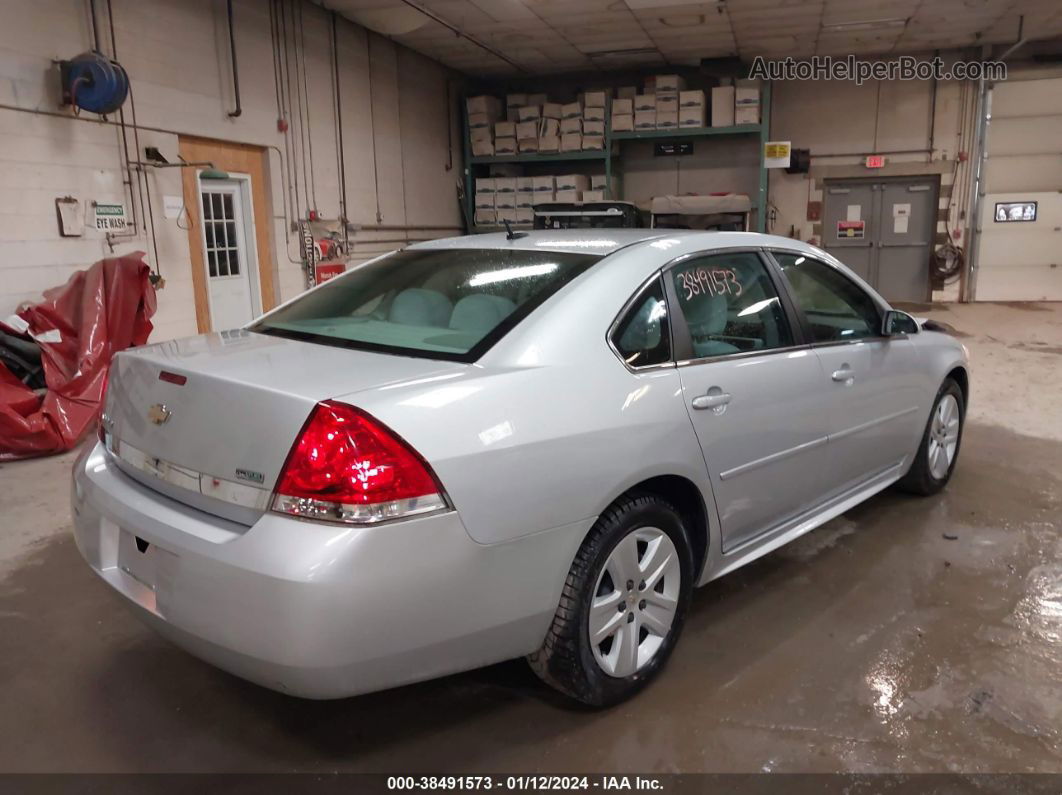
top-left (676, 267), bottom-right (743, 301)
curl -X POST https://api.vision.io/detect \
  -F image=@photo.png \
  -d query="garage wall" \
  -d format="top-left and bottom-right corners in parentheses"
top-left (0, 0), bottom-right (462, 341)
top-left (767, 54), bottom-right (975, 301)
top-left (974, 69), bottom-right (1062, 300)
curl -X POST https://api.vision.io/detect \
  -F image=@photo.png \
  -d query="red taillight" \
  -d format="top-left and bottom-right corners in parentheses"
top-left (273, 401), bottom-right (447, 524)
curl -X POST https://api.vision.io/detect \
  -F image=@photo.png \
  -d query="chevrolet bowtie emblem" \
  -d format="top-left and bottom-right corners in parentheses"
top-left (148, 403), bottom-right (171, 425)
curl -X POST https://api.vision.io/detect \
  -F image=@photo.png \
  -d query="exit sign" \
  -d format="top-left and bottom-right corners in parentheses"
top-left (865, 155), bottom-right (886, 168)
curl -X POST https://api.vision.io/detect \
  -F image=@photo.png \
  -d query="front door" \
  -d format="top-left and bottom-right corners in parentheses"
top-left (667, 250), bottom-right (829, 553)
top-left (771, 251), bottom-right (926, 496)
top-left (198, 179), bottom-right (260, 330)
top-left (823, 177), bottom-right (939, 302)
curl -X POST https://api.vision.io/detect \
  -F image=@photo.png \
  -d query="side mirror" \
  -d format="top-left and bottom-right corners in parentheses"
top-left (882, 309), bottom-right (919, 336)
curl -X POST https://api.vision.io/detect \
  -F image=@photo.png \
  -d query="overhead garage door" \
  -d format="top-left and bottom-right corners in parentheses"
top-left (976, 76), bottom-right (1062, 301)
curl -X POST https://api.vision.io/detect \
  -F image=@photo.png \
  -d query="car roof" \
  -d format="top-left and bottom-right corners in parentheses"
top-left (409, 229), bottom-right (828, 258)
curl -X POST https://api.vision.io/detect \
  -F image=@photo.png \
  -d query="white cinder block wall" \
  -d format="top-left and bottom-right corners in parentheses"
top-left (0, 0), bottom-right (463, 341)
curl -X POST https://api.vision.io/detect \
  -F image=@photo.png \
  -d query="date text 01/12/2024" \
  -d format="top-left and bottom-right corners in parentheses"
top-left (386, 776), bottom-right (664, 791)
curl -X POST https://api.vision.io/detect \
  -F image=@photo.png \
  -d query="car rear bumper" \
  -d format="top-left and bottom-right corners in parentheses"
top-left (71, 441), bottom-right (585, 699)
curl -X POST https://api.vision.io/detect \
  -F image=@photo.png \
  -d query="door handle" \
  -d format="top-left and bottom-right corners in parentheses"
top-left (831, 366), bottom-right (855, 384)
top-left (691, 391), bottom-right (732, 411)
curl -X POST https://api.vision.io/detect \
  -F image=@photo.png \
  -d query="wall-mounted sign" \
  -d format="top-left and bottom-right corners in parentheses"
top-left (837, 220), bottom-right (865, 239)
top-left (764, 141), bottom-right (791, 168)
top-left (865, 155), bottom-right (886, 168)
top-left (994, 201), bottom-right (1037, 222)
top-left (654, 141), bottom-right (693, 156)
top-left (314, 262), bottom-right (346, 285)
top-left (93, 202), bottom-right (126, 231)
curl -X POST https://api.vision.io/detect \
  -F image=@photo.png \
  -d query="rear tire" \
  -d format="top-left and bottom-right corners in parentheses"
top-left (528, 494), bottom-right (693, 707)
top-left (897, 378), bottom-right (965, 496)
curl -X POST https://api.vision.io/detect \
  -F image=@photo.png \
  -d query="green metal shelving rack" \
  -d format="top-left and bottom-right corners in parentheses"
top-left (462, 82), bottom-right (772, 233)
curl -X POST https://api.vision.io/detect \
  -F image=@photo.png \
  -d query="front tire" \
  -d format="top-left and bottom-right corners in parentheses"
top-left (897, 378), bottom-right (965, 496)
top-left (528, 494), bottom-right (693, 707)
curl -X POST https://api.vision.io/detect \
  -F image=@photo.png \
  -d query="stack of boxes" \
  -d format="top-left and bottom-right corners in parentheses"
top-left (607, 76), bottom-right (760, 131)
top-left (473, 171), bottom-right (608, 226)
top-left (467, 95), bottom-right (503, 156)
top-left (469, 93), bottom-right (611, 157)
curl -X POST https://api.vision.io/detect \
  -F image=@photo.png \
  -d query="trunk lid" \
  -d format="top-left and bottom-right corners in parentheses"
top-left (103, 330), bottom-right (465, 524)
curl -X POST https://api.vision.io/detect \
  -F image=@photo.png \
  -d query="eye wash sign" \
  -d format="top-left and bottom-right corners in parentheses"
top-left (93, 203), bottom-right (127, 231)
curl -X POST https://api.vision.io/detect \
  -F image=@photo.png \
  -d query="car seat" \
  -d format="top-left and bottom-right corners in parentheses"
top-left (388, 288), bottom-right (453, 327)
top-left (449, 294), bottom-right (516, 334)
top-left (686, 292), bottom-right (740, 357)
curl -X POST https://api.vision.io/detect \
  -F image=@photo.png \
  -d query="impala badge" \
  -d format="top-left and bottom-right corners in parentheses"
top-left (148, 403), bottom-right (171, 425)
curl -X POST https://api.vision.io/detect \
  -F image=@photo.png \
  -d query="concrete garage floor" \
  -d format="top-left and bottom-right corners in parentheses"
top-left (0, 302), bottom-right (1059, 774)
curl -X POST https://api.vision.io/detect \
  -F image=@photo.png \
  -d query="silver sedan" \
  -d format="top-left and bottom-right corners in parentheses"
top-left (72, 230), bottom-right (969, 706)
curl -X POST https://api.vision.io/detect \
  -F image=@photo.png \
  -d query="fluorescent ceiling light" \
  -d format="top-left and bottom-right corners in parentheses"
top-left (625, 0), bottom-right (724, 8)
top-left (822, 18), bottom-right (907, 32)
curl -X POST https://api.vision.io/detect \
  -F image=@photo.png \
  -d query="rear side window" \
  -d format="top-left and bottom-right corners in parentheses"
top-left (611, 277), bottom-right (670, 368)
top-left (252, 249), bottom-right (600, 361)
top-left (773, 253), bottom-right (880, 342)
top-left (670, 252), bottom-right (792, 358)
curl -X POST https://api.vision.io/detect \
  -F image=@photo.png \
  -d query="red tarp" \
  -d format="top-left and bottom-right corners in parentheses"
top-left (0, 253), bottom-right (156, 460)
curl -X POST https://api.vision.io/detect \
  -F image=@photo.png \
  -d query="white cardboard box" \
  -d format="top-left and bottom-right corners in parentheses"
top-left (533, 191), bottom-right (555, 203)
top-left (560, 117), bottom-right (582, 134)
top-left (612, 98), bottom-right (633, 116)
top-left (494, 120), bottom-right (516, 138)
top-left (583, 105), bottom-right (606, 122)
top-left (493, 177), bottom-right (517, 193)
top-left (542, 102), bottom-right (563, 120)
top-left (538, 134), bottom-right (561, 152)
top-left (474, 208), bottom-right (496, 225)
top-left (711, 86), bottom-right (735, 126)
top-left (561, 101), bottom-right (582, 119)
top-left (656, 95), bottom-right (678, 112)
top-left (518, 137), bottom-right (539, 152)
top-left (560, 133), bottom-right (582, 151)
top-left (679, 106), bottom-right (707, 127)
top-left (556, 174), bottom-right (589, 191)
top-left (516, 208), bottom-right (533, 224)
top-left (516, 191), bottom-right (535, 208)
top-left (516, 177), bottom-right (534, 191)
top-left (468, 112), bottom-right (494, 130)
top-left (470, 126), bottom-right (492, 143)
top-left (583, 119), bottom-right (605, 136)
top-left (591, 174), bottom-right (607, 190)
top-left (735, 107), bottom-right (759, 124)
top-left (474, 191), bottom-right (495, 209)
top-left (496, 208), bottom-right (518, 224)
top-left (583, 90), bottom-right (607, 107)
top-left (634, 110), bottom-right (656, 129)
top-left (654, 74), bottom-right (685, 94)
top-left (466, 95), bottom-right (501, 117)
top-left (538, 118), bottom-right (560, 137)
top-left (582, 134), bottom-right (604, 150)
top-left (634, 94), bottom-right (656, 111)
top-left (555, 189), bottom-right (581, 203)
top-left (516, 105), bottom-right (541, 122)
top-left (532, 175), bottom-right (555, 192)
top-left (679, 90), bottom-right (706, 107)
top-left (471, 138), bottom-right (494, 156)
top-left (656, 111), bottom-right (678, 129)
top-left (516, 120), bottom-right (538, 140)
top-left (494, 137), bottom-right (517, 155)
top-left (611, 113), bottom-right (633, 132)
top-left (735, 87), bottom-right (760, 123)
top-left (582, 189), bottom-right (605, 202)
top-left (494, 192), bottom-right (516, 209)
top-left (475, 177), bottom-right (495, 194)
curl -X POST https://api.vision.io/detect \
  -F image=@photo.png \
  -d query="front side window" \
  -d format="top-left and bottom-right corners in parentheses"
top-left (670, 252), bottom-right (792, 359)
top-left (773, 253), bottom-right (880, 343)
top-left (251, 248), bottom-right (601, 361)
top-left (611, 277), bottom-right (670, 368)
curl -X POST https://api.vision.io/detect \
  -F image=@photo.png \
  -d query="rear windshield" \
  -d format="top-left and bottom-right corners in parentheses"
top-left (251, 248), bottom-right (601, 361)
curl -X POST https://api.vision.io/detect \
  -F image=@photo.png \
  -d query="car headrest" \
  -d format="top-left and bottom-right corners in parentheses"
top-left (686, 292), bottom-right (729, 336)
top-left (388, 288), bottom-right (453, 327)
top-left (449, 294), bottom-right (516, 334)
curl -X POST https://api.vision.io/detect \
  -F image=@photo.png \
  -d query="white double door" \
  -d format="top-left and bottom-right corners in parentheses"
top-left (198, 179), bottom-right (261, 330)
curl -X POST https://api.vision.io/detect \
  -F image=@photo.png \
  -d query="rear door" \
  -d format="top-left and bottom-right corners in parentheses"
top-left (666, 250), bottom-right (829, 553)
top-left (769, 251), bottom-right (925, 496)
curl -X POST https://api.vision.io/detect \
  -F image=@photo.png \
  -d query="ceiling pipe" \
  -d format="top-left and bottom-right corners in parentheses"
top-left (997, 15), bottom-right (1026, 62)
top-left (394, 0), bottom-right (526, 72)
top-left (226, 0), bottom-right (242, 117)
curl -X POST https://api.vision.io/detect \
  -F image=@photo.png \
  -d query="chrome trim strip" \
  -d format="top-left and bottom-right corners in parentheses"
top-left (718, 435), bottom-right (829, 481)
top-left (828, 406), bottom-right (921, 442)
top-left (676, 343), bottom-right (812, 368)
top-left (109, 437), bottom-right (272, 511)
